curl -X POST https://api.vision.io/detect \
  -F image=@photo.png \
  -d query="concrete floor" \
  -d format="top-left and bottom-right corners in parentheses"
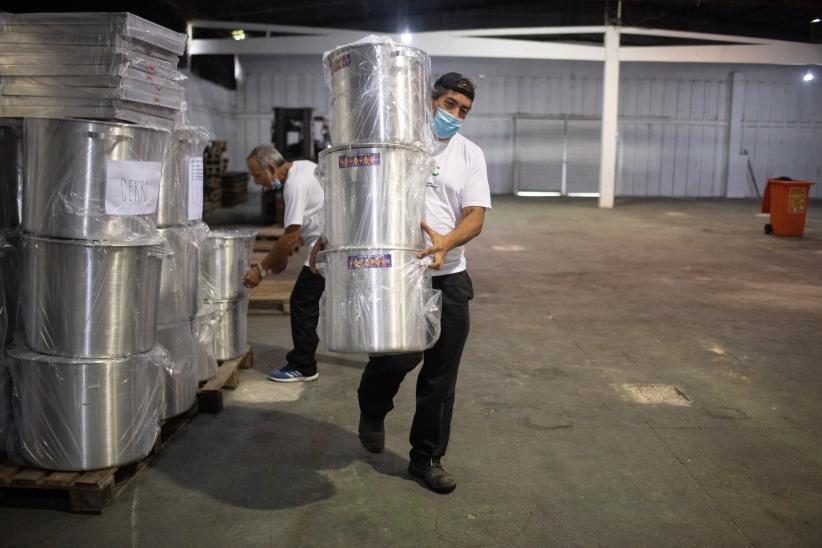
top-left (2, 197), bottom-right (822, 547)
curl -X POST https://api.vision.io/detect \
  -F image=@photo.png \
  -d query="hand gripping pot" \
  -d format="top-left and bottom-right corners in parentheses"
top-left (22, 234), bottom-right (167, 358)
top-left (6, 343), bottom-right (166, 472)
top-left (200, 229), bottom-right (256, 301)
top-left (22, 117), bottom-right (171, 241)
top-left (317, 248), bottom-right (442, 354)
top-left (323, 35), bottom-right (433, 150)
top-left (316, 144), bottom-right (433, 250)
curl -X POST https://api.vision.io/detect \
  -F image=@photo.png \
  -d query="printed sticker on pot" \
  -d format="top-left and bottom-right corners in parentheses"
top-left (348, 253), bottom-right (392, 270)
top-left (104, 160), bottom-right (162, 215)
top-left (330, 53), bottom-right (351, 73)
top-left (338, 153), bottom-right (380, 169)
top-left (188, 156), bottom-right (204, 221)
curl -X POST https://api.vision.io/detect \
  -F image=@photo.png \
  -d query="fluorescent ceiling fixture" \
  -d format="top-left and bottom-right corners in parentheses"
top-left (567, 192), bottom-right (601, 197)
top-left (231, 29), bottom-right (246, 40)
top-left (400, 31), bottom-right (412, 44)
top-left (812, 18), bottom-right (821, 24)
top-left (517, 191), bottom-right (561, 197)
top-left (803, 70), bottom-right (815, 82)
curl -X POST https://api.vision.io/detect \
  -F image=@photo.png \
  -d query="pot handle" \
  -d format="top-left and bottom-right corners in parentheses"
top-left (82, 130), bottom-right (134, 144)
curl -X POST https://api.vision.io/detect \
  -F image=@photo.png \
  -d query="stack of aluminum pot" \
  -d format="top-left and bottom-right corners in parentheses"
top-left (156, 126), bottom-right (209, 419)
top-left (6, 117), bottom-right (172, 471)
top-left (0, 119), bottom-right (23, 458)
top-left (200, 230), bottom-right (255, 361)
top-left (316, 36), bottom-right (442, 353)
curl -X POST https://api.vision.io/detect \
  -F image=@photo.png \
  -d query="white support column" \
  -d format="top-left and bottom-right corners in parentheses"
top-left (598, 26), bottom-right (620, 209)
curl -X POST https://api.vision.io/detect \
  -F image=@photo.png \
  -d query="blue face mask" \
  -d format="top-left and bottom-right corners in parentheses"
top-left (432, 108), bottom-right (464, 139)
top-left (272, 179), bottom-right (283, 191)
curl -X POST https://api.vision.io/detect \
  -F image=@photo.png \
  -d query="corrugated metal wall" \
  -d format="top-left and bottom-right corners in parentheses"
top-left (231, 56), bottom-right (822, 198)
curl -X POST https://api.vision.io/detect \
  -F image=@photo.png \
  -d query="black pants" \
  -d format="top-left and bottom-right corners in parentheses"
top-left (357, 271), bottom-right (474, 462)
top-left (286, 266), bottom-right (325, 374)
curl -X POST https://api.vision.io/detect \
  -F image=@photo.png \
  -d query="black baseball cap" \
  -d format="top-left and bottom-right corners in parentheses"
top-left (434, 72), bottom-right (475, 101)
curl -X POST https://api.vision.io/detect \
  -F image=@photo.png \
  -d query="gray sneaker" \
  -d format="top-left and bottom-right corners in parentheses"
top-left (408, 457), bottom-right (457, 494)
top-left (358, 414), bottom-right (385, 453)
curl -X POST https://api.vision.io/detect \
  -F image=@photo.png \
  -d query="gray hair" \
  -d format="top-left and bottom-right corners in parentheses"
top-left (247, 144), bottom-right (285, 168)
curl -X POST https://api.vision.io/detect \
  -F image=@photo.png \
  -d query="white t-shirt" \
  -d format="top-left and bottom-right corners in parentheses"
top-left (283, 160), bottom-right (325, 266)
top-left (424, 133), bottom-right (492, 276)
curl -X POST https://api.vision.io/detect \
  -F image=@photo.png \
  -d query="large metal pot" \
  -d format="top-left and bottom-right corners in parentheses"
top-left (200, 230), bottom-right (256, 301)
top-left (318, 248), bottom-right (441, 354)
top-left (7, 344), bottom-right (165, 472)
top-left (157, 320), bottom-right (198, 420)
top-left (0, 120), bottom-right (22, 229)
top-left (318, 144), bottom-right (431, 249)
top-left (209, 296), bottom-right (248, 361)
top-left (157, 127), bottom-right (208, 227)
top-left (324, 41), bottom-right (432, 148)
top-left (22, 234), bottom-right (165, 358)
top-left (23, 117), bottom-right (170, 241)
top-left (0, 228), bottom-right (21, 344)
top-left (157, 225), bottom-right (200, 323)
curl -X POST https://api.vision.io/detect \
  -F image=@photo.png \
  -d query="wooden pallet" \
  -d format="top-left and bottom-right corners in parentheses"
top-left (0, 407), bottom-right (197, 514)
top-left (196, 346), bottom-right (253, 414)
top-left (249, 278), bottom-right (293, 315)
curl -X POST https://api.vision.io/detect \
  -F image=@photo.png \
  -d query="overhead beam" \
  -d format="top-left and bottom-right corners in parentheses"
top-left (620, 43), bottom-right (822, 65)
top-left (189, 35), bottom-right (606, 61)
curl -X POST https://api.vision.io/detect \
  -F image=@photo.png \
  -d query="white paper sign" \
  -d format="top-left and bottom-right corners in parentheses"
top-left (188, 156), bottom-right (204, 221)
top-left (105, 160), bottom-right (161, 215)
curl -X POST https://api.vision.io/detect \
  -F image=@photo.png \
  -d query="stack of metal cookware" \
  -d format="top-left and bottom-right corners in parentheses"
top-left (0, 12), bottom-right (187, 129)
top-left (316, 36), bottom-right (442, 353)
top-left (156, 126), bottom-right (209, 419)
top-left (200, 230), bottom-right (256, 361)
top-left (0, 119), bottom-right (23, 458)
top-left (6, 117), bottom-right (172, 471)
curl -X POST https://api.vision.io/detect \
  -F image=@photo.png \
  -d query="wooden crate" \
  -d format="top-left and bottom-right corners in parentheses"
top-left (249, 278), bottom-right (293, 315)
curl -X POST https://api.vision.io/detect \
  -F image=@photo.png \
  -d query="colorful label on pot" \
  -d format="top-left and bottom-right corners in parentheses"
top-left (338, 152), bottom-right (380, 169)
top-left (330, 53), bottom-right (351, 73)
top-left (348, 253), bottom-right (392, 270)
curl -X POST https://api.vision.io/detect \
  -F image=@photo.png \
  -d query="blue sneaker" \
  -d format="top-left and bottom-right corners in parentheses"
top-left (268, 364), bottom-right (319, 383)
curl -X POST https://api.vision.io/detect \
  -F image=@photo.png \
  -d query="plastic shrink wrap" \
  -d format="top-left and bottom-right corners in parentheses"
top-left (22, 117), bottom-right (171, 241)
top-left (0, 229), bottom-right (21, 345)
top-left (6, 344), bottom-right (167, 471)
top-left (157, 320), bottom-right (198, 420)
top-left (193, 304), bottom-right (219, 382)
top-left (318, 249), bottom-right (441, 354)
top-left (158, 126), bottom-right (210, 227)
top-left (323, 35), bottom-right (433, 150)
top-left (157, 223), bottom-right (208, 323)
top-left (210, 296), bottom-right (249, 361)
top-left (316, 144), bottom-right (432, 249)
top-left (0, 119), bottom-right (23, 229)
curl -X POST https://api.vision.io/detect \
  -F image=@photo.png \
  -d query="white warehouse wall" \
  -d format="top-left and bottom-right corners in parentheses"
top-left (181, 73), bottom-right (243, 171)
top-left (232, 55), bottom-right (822, 199)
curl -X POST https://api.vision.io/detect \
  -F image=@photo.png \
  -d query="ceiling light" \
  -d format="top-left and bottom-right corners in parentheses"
top-left (231, 29), bottom-right (246, 41)
top-left (400, 31), bottom-right (412, 44)
top-left (811, 18), bottom-right (821, 24)
top-left (803, 70), bottom-right (815, 82)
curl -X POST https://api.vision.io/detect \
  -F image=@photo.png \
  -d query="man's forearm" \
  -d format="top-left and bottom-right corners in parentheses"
top-left (442, 208), bottom-right (485, 250)
top-left (261, 230), bottom-right (300, 271)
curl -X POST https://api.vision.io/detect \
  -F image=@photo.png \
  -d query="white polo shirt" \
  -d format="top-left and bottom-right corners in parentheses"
top-left (283, 160), bottom-right (324, 266)
top-left (424, 133), bottom-right (492, 276)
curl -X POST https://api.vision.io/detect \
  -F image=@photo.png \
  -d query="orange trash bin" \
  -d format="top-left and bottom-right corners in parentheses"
top-left (761, 178), bottom-right (815, 237)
